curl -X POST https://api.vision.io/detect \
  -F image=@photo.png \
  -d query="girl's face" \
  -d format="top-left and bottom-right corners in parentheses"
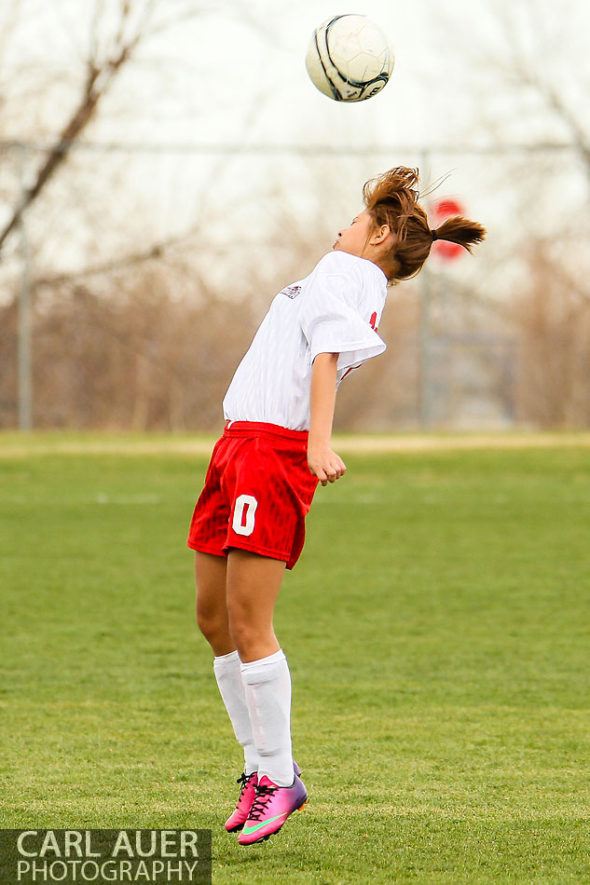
top-left (333, 209), bottom-right (375, 257)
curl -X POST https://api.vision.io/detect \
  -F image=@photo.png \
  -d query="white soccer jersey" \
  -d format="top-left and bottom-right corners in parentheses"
top-left (222, 251), bottom-right (388, 431)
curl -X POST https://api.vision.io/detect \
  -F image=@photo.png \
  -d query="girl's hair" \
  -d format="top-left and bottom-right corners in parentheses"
top-left (363, 167), bottom-right (486, 282)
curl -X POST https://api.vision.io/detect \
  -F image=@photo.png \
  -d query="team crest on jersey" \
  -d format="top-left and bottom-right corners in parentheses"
top-left (281, 285), bottom-right (302, 300)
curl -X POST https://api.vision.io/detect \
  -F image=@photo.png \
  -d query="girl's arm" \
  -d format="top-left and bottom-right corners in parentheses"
top-left (307, 352), bottom-right (347, 486)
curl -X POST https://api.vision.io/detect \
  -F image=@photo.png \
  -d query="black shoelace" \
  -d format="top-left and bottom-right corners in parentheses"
top-left (235, 772), bottom-right (255, 801)
top-left (247, 783), bottom-right (277, 821)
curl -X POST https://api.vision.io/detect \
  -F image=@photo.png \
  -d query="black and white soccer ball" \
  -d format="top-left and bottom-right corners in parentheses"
top-left (305, 14), bottom-right (394, 103)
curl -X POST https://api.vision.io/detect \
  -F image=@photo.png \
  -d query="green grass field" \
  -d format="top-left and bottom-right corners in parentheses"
top-left (1, 435), bottom-right (590, 883)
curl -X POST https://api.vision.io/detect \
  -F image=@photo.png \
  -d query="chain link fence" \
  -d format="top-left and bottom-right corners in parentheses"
top-left (1, 138), bottom-right (589, 431)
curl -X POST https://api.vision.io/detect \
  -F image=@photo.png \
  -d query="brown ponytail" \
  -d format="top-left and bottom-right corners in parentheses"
top-left (363, 166), bottom-right (486, 282)
top-left (432, 215), bottom-right (486, 253)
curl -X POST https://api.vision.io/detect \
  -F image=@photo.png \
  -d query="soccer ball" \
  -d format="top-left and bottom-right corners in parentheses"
top-left (305, 14), bottom-right (394, 102)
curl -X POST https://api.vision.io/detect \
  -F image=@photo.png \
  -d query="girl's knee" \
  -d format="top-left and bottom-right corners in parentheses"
top-left (196, 604), bottom-right (230, 651)
top-left (195, 605), bottom-right (213, 639)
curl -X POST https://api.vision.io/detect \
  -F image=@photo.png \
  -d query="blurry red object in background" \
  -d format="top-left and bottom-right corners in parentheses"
top-left (429, 197), bottom-right (466, 262)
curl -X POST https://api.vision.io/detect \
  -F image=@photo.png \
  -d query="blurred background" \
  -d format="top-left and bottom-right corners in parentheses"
top-left (0, 0), bottom-right (588, 433)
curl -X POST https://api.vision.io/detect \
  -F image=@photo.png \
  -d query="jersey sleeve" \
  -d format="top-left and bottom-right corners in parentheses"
top-left (299, 254), bottom-right (386, 372)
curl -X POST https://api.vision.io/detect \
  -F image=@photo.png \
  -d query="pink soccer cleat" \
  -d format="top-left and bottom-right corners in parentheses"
top-left (226, 762), bottom-right (301, 833)
top-left (237, 771), bottom-right (308, 845)
top-left (225, 771), bottom-right (258, 832)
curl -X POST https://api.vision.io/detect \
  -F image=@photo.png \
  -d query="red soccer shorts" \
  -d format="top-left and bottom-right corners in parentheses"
top-left (187, 421), bottom-right (319, 569)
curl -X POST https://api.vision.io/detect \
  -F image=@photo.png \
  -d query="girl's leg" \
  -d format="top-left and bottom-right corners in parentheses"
top-left (195, 551), bottom-right (233, 656)
top-left (225, 549), bottom-right (285, 662)
top-left (195, 551), bottom-right (258, 777)
top-left (226, 549), bottom-right (294, 787)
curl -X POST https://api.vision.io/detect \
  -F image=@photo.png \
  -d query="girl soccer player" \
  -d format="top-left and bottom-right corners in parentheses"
top-left (187, 167), bottom-right (485, 845)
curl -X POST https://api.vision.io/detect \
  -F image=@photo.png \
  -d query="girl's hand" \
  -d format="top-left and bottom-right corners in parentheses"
top-left (308, 444), bottom-right (347, 486)
top-left (308, 352), bottom-right (344, 486)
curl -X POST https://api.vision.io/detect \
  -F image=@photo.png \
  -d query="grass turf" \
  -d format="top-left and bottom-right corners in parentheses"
top-left (1, 437), bottom-right (589, 882)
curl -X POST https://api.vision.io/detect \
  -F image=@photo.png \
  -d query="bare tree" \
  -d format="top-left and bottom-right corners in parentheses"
top-left (508, 237), bottom-right (590, 427)
top-left (0, 0), bottom-right (224, 255)
top-left (431, 0), bottom-right (590, 174)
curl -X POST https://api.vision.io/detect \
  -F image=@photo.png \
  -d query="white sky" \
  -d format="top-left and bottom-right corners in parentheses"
top-left (0, 0), bottom-right (589, 292)
top-left (12, 0), bottom-right (581, 147)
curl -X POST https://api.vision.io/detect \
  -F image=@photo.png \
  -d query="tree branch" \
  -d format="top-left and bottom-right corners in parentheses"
top-left (0, 0), bottom-right (149, 255)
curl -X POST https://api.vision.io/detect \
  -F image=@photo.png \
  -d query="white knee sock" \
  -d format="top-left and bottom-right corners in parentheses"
top-left (213, 650), bottom-right (259, 775)
top-left (240, 649), bottom-right (293, 787)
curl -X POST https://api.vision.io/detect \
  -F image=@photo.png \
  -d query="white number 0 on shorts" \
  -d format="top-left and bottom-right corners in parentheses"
top-left (232, 494), bottom-right (258, 536)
